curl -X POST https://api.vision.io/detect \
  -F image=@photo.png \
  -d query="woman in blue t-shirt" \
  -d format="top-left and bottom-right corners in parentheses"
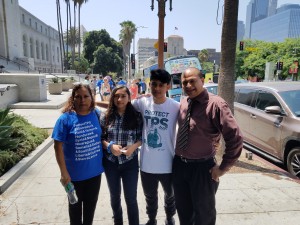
top-left (100, 85), bottom-right (143, 225)
top-left (52, 83), bottom-right (104, 225)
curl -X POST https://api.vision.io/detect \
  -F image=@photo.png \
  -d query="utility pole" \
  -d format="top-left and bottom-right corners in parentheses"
top-left (151, 0), bottom-right (172, 69)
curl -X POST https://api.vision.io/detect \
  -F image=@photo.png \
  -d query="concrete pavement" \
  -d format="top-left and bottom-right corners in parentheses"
top-left (1, 91), bottom-right (300, 225)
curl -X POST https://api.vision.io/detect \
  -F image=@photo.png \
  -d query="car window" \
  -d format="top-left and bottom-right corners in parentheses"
top-left (255, 91), bottom-right (281, 110)
top-left (279, 90), bottom-right (300, 117)
top-left (235, 88), bottom-right (255, 106)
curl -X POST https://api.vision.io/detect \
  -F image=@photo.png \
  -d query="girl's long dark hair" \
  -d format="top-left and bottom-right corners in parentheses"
top-left (62, 83), bottom-right (95, 113)
top-left (105, 85), bottom-right (141, 130)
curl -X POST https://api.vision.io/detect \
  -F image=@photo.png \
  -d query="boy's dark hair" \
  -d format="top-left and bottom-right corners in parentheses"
top-left (150, 69), bottom-right (171, 84)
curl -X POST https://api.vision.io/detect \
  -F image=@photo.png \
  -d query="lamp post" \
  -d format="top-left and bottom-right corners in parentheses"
top-left (151, 0), bottom-right (172, 69)
top-left (133, 26), bottom-right (147, 76)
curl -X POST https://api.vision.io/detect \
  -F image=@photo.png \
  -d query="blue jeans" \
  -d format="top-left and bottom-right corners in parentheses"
top-left (103, 155), bottom-right (139, 225)
top-left (172, 156), bottom-right (219, 225)
top-left (140, 171), bottom-right (176, 221)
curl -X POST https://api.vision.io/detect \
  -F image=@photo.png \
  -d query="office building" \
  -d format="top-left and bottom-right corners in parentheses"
top-left (251, 4), bottom-right (300, 42)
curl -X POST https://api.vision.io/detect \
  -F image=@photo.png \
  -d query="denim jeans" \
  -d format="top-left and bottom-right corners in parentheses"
top-left (140, 171), bottom-right (176, 221)
top-left (69, 175), bottom-right (101, 225)
top-left (172, 156), bottom-right (219, 225)
top-left (103, 155), bottom-right (139, 225)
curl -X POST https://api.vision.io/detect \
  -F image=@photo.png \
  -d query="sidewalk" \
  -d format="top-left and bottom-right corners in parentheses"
top-left (1, 92), bottom-right (300, 224)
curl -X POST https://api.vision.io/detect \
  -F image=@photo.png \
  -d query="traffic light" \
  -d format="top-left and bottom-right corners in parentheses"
top-left (164, 42), bottom-right (168, 52)
top-left (276, 61), bottom-right (283, 70)
top-left (239, 41), bottom-right (244, 51)
top-left (131, 53), bottom-right (135, 69)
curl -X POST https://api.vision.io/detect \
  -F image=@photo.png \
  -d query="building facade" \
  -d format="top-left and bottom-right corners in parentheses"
top-left (251, 4), bottom-right (300, 42)
top-left (0, 0), bottom-right (62, 73)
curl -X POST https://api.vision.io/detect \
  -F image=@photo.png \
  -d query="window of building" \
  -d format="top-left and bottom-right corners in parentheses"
top-left (22, 14), bottom-right (25, 23)
top-left (46, 44), bottom-right (49, 61)
top-left (35, 22), bottom-right (37, 30)
top-left (29, 18), bottom-right (31, 27)
top-left (23, 35), bottom-right (28, 57)
top-left (40, 25), bottom-right (42, 33)
top-left (41, 42), bottom-right (45, 60)
top-left (57, 47), bottom-right (60, 62)
top-left (30, 38), bottom-right (34, 58)
top-left (36, 40), bottom-right (40, 59)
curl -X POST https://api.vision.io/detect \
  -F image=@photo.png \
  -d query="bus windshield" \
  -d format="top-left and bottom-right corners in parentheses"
top-left (143, 55), bottom-right (202, 102)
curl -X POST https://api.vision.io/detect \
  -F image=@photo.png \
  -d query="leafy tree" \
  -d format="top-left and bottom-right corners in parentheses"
top-left (64, 27), bottom-right (80, 69)
top-left (83, 29), bottom-right (122, 64)
top-left (73, 56), bottom-right (89, 73)
top-left (93, 45), bottom-right (123, 75)
top-left (198, 49), bottom-right (209, 63)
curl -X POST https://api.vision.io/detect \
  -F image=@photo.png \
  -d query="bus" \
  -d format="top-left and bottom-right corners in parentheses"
top-left (143, 55), bottom-right (202, 101)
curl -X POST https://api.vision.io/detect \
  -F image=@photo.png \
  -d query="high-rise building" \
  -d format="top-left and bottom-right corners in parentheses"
top-left (251, 4), bottom-right (300, 42)
top-left (237, 20), bottom-right (245, 42)
top-left (245, 0), bottom-right (277, 39)
top-left (136, 38), bottom-right (157, 72)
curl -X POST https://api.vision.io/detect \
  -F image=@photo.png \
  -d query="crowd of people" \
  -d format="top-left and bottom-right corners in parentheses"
top-left (52, 68), bottom-right (243, 225)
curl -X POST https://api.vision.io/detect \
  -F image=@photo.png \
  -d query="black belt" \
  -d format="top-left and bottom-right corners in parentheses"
top-left (175, 155), bottom-right (212, 163)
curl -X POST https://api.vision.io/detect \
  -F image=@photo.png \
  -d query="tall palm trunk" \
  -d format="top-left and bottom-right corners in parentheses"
top-left (78, 6), bottom-right (81, 59)
top-left (218, 0), bottom-right (239, 113)
top-left (65, 0), bottom-right (69, 69)
top-left (56, 0), bottom-right (64, 73)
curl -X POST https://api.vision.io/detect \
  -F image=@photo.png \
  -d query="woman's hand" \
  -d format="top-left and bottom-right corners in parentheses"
top-left (111, 144), bottom-right (123, 156)
top-left (60, 171), bottom-right (71, 186)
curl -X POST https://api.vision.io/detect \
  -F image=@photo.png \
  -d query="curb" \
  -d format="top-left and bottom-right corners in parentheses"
top-left (0, 136), bottom-right (54, 194)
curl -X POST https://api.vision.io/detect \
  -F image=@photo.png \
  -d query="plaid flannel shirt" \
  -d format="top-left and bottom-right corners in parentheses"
top-left (100, 112), bottom-right (143, 164)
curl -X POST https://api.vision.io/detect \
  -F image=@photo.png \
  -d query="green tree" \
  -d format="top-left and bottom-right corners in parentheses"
top-left (119, 21), bottom-right (137, 77)
top-left (83, 29), bottom-right (123, 67)
top-left (198, 49), bottom-right (209, 63)
top-left (219, 0), bottom-right (239, 112)
top-left (75, 0), bottom-right (88, 59)
top-left (73, 56), bottom-right (89, 73)
top-left (93, 45), bottom-right (123, 75)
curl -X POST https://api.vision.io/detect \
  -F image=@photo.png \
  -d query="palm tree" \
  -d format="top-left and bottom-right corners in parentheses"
top-left (56, 0), bottom-right (65, 72)
top-left (64, 27), bottom-right (80, 68)
top-left (64, 0), bottom-right (72, 69)
top-left (198, 49), bottom-right (209, 63)
top-left (76, 0), bottom-right (88, 59)
top-left (218, 0), bottom-right (239, 113)
top-left (119, 21), bottom-right (137, 78)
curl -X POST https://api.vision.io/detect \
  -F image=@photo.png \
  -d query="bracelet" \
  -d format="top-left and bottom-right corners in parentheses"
top-left (107, 141), bottom-right (115, 154)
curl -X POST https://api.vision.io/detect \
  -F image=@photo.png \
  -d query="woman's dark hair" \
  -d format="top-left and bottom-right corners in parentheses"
top-left (105, 85), bottom-right (141, 130)
top-left (62, 83), bottom-right (95, 113)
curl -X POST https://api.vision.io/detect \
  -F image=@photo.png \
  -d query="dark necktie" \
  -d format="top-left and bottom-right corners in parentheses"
top-left (177, 98), bottom-right (193, 150)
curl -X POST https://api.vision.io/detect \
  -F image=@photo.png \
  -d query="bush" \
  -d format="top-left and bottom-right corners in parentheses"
top-left (0, 109), bottom-right (49, 176)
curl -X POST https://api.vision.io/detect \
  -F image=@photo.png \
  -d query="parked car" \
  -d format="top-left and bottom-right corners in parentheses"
top-left (234, 82), bottom-right (300, 177)
top-left (204, 83), bottom-right (218, 95)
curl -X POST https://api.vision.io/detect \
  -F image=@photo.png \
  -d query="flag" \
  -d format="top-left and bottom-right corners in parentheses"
top-left (175, 27), bottom-right (178, 30)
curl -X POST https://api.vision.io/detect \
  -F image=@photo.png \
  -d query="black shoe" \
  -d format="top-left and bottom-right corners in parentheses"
top-left (145, 219), bottom-right (157, 225)
top-left (165, 217), bottom-right (175, 225)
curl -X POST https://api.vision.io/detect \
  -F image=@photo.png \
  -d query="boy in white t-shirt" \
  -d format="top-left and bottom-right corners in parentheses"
top-left (132, 69), bottom-right (179, 225)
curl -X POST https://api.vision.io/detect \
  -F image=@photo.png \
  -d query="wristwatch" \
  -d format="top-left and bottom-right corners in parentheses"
top-left (107, 141), bottom-right (115, 153)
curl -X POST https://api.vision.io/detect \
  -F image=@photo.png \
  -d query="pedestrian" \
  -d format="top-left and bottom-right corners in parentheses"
top-left (101, 76), bottom-right (111, 101)
top-left (52, 83), bottom-right (104, 225)
top-left (97, 75), bottom-right (104, 100)
top-left (117, 77), bottom-right (126, 86)
top-left (100, 85), bottom-right (143, 225)
top-left (138, 78), bottom-right (147, 94)
top-left (129, 79), bottom-right (139, 100)
top-left (173, 67), bottom-right (243, 225)
top-left (83, 74), bottom-right (90, 85)
top-left (131, 69), bottom-right (179, 225)
top-left (90, 75), bottom-right (98, 96)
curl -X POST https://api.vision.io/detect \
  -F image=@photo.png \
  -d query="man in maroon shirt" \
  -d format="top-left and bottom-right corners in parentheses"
top-left (173, 67), bottom-right (243, 225)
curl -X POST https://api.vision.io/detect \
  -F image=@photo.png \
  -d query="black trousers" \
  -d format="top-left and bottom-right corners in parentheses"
top-left (172, 156), bottom-right (219, 225)
top-left (69, 175), bottom-right (102, 225)
top-left (140, 171), bottom-right (176, 220)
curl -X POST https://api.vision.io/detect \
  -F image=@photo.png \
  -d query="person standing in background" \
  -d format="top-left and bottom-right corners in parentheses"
top-left (101, 76), bottom-right (112, 101)
top-left (173, 67), bottom-right (243, 225)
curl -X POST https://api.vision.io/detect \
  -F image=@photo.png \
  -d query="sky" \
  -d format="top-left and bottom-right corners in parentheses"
top-left (18, 0), bottom-right (299, 52)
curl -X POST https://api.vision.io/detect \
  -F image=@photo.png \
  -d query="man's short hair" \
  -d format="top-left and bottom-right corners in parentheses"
top-left (150, 69), bottom-right (171, 84)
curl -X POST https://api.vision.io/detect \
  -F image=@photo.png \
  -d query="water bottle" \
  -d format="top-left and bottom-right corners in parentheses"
top-left (64, 182), bottom-right (78, 204)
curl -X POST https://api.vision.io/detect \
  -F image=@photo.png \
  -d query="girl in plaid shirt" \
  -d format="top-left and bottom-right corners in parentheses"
top-left (100, 85), bottom-right (143, 225)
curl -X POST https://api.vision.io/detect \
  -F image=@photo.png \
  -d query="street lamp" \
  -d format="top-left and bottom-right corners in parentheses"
top-left (150, 0), bottom-right (173, 69)
top-left (133, 26), bottom-right (148, 76)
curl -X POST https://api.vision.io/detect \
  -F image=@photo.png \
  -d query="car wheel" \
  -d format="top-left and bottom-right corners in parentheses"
top-left (287, 147), bottom-right (300, 178)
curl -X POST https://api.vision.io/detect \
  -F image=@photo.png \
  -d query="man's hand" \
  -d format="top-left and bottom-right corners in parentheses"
top-left (209, 165), bottom-right (226, 182)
